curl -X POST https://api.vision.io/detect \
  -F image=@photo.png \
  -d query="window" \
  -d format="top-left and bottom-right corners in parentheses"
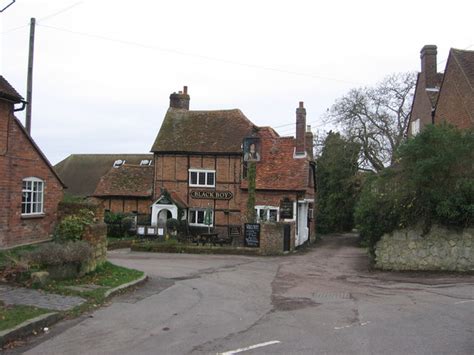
top-left (255, 206), bottom-right (279, 222)
top-left (188, 208), bottom-right (213, 226)
top-left (113, 159), bottom-right (125, 168)
top-left (411, 118), bottom-right (420, 136)
top-left (140, 159), bottom-right (152, 166)
top-left (22, 177), bottom-right (44, 215)
top-left (189, 169), bottom-right (216, 187)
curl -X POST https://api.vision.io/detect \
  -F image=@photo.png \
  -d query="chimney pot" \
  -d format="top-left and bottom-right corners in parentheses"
top-left (299, 101), bottom-right (304, 108)
top-left (183, 86), bottom-right (188, 94)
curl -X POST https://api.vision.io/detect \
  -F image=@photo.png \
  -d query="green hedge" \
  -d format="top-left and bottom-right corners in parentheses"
top-left (355, 124), bottom-right (474, 255)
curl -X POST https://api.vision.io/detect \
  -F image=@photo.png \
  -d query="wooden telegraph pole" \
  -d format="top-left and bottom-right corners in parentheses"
top-left (25, 17), bottom-right (35, 135)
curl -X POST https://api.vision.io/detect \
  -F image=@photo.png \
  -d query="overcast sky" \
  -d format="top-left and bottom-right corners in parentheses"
top-left (1, 0), bottom-right (473, 164)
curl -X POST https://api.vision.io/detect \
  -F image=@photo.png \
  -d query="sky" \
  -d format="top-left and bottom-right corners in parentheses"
top-left (1, 0), bottom-right (473, 164)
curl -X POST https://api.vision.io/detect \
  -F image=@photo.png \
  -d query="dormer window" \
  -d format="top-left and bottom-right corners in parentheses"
top-left (113, 159), bottom-right (125, 168)
top-left (189, 169), bottom-right (215, 187)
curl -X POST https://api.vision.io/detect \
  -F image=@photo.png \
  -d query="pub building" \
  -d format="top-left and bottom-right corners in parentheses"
top-left (151, 87), bottom-right (315, 247)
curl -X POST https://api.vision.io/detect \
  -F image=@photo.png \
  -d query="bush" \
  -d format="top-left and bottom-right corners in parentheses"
top-left (54, 209), bottom-right (95, 242)
top-left (355, 124), bottom-right (474, 255)
top-left (24, 241), bottom-right (93, 267)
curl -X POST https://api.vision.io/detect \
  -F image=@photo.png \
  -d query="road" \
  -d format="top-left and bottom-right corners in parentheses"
top-left (13, 234), bottom-right (474, 354)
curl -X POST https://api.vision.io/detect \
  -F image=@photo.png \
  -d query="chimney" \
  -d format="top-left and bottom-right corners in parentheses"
top-left (305, 125), bottom-right (314, 160)
top-left (420, 45), bottom-right (438, 88)
top-left (295, 101), bottom-right (306, 156)
top-left (169, 86), bottom-right (190, 110)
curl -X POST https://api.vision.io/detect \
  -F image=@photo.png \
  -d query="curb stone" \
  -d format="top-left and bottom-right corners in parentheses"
top-left (104, 273), bottom-right (148, 299)
top-left (0, 272), bottom-right (147, 348)
top-left (0, 312), bottom-right (61, 348)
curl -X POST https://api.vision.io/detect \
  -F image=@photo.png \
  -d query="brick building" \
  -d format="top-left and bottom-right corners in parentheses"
top-left (0, 76), bottom-right (64, 249)
top-left (409, 45), bottom-right (474, 136)
top-left (151, 87), bottom-right (315, 246)
top-left (92, 163), bottom-right (153, 214)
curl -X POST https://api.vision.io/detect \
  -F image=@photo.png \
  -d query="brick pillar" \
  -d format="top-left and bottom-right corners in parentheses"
top-left (295, 102), bottom-right (306, 155)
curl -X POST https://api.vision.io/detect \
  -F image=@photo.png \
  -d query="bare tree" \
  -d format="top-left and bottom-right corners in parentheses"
top-left (327, 72), bottom-right (416, 172)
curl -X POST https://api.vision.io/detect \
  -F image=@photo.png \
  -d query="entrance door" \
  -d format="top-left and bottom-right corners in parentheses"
top-left (296, 202), bottom-right (309, 246)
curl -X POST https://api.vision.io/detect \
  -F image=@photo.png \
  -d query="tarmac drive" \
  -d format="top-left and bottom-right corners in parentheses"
top-left (11, 234), bottom-right (474, 354)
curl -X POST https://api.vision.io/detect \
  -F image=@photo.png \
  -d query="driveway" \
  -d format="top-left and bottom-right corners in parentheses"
top-left (12, 234), bottom-right (474, 354)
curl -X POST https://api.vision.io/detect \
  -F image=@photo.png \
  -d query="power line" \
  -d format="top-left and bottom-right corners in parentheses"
top-left (35, 23), bottom-right (363, 86)
top-left (1, 1), bottom-right (83, 34)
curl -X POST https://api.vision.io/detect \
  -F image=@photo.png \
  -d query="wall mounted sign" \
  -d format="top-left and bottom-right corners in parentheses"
top-left (280, 198), bottom-right (294, 219)
top-left (190, 190), bottom-right (233, 200)
top-left (244, 223), bottom-right (260, 247)
top-left (243, 137), bottom-right (261, 162)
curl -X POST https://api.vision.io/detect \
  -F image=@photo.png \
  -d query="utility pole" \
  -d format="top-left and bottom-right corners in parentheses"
top-left (25, 17), bottom-right (35, 135)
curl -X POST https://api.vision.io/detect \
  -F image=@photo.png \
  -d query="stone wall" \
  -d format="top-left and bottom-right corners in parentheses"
top-left (81, 223), bottom-right (107, 274)
top-left (375, 225), bottom-right (473, 271)
top-left (58, 201), bottom-right (107, 274)
top-left (259, 222), bottom-right (295, 256)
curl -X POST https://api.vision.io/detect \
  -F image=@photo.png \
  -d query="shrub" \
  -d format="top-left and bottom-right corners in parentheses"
top-left (24, 241), bottom-right (93, 267)
top-left (54, 209), bottom-right (95, 242)
top-left (355, 124), bottom-right (474, 255)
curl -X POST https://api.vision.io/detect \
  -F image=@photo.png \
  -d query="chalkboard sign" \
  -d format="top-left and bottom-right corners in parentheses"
top-left (280, 198), bottom-right (294, 219)
top-left (244, 223), bottom-right (260, 247)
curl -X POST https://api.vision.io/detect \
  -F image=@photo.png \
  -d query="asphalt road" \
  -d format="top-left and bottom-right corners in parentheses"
top-left (13, 234), bottom-right (474, 354)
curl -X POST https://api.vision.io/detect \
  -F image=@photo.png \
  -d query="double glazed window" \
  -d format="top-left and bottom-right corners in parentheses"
top-left (255, 206), bottom-right (279, 222)
top-left (22, 177), bottom-right (44, 215)
top-left (188, 208), bottom-right (213, 226)
top-left (189, 169), bottom-right (215, 187)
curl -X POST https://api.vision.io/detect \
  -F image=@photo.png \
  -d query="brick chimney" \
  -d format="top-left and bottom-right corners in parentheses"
top-left (305, 125), bottom-right (314, 160)
top-left (420, 45), bottom-right (438, 88)
top-left (295, 101), bottom-right (306, 156)
top-left (169, 86), bottom-right (190, 110)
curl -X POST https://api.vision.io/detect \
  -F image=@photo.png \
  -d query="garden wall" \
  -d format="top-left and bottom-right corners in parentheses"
top-left (375, 225), bottom-right (473, 271)
top-left (57, 201), bottom-right (107, 274)
top-left (260, 222), bottom-right (295, 255)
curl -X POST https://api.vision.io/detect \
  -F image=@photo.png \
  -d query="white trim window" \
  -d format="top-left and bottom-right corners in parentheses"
top-left (188, 208), bottom-right (213, 226)
top-left (255, 205), bottom-right (279, 222)
top-left (189, 169), bottom-right (215, 187)
top-left (411, 118), bottom-right (421, 136)
top-left (22, 177), bottom-right (44, 215)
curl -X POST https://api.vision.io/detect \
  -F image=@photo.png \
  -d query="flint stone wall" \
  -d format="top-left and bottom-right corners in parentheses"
top-left (375, 225), bottom-right (473, 271)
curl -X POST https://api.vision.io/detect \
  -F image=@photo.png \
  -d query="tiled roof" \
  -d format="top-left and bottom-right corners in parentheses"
top-left (0, 76), bottom-right (23, 103)
top-left (451, 48), bottom-right (474, 88)
top-left (242, 128), bottom-right (310, 191)
top-left (54, 154), bottom-right (153, 197)
top-left (151, 108), bottom-right (256, 154)
top-left (93, 165), bottom-right (153, 197)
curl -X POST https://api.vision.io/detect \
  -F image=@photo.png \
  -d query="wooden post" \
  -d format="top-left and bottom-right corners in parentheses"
top-left (25, 17), bottom-right (36, 135)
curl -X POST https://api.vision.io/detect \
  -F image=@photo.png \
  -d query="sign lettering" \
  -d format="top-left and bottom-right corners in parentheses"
top-left (190, 190), bottom-right (233, 200)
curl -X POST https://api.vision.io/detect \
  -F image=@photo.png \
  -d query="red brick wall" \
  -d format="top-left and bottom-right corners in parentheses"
top-left (409, 73), bottom-right (434, 137)
top-left (434, 56), bottom-right (474, 130)
top-left (0, 102), bottom-right (64, 249)
top-left (154, 152), bottom-right (316, 244)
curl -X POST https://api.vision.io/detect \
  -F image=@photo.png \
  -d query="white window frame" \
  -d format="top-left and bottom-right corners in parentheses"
top-left (411, 118), bottom-right (420, 136)
top-left (188, 208), bottom-right (214, 227)
top-left (255, 205), bottom-right (279, 223)
top-left (21, 177), bottom-right (44, 215)
top-left (188, 169), bottom-right (216, 188)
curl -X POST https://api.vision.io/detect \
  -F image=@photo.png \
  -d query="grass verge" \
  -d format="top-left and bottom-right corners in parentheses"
top-left (0, 303), bottom-right (50, 332)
